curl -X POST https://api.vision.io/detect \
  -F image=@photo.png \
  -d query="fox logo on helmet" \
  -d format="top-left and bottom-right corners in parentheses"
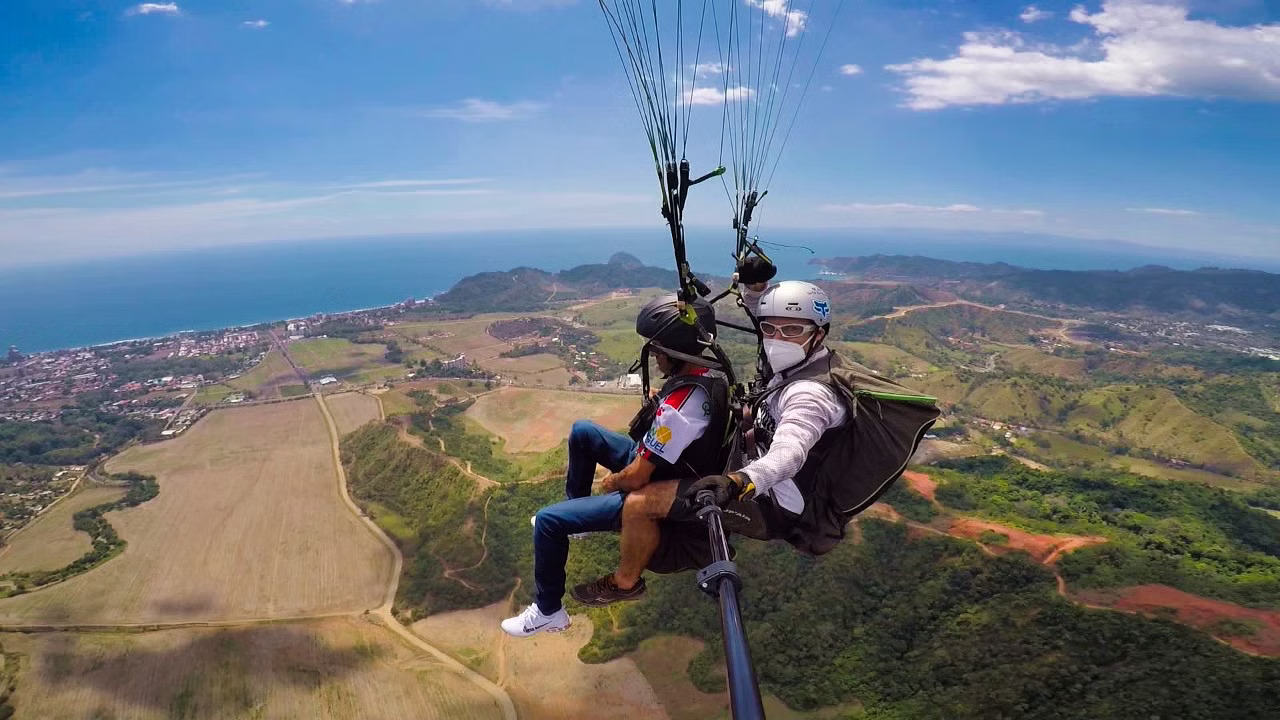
top-left (812, 300), bottom-right (830, 323)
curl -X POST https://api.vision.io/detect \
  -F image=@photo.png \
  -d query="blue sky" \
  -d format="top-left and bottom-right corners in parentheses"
top-left (1, 0), bottom-right (1278, 268)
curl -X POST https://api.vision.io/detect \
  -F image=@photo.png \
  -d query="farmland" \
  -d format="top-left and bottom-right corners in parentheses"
top-left (0, 399), bottom-right (391, 625)
top-left (288, 336), bottom-right (405, 386)
top-left (387, 316), bottom-right (577, 385)
top-left (327, 392), bottom-right (382, 436)
top-left (194, 349), bottom-right (298, 404)
top-left (464, 387), bottom-right (638, 453)
top-left (0, 484), bottom-right (126, 575)
top-left (413, 603), bottom-right (668, 720)
top-left (2, 616), bottom-right (502, 720)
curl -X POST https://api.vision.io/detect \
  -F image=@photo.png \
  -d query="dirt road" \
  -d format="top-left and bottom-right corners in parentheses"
top-left (315, 393), bottom-right (517, 720)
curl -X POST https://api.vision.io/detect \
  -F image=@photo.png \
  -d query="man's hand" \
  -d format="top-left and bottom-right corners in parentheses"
top-left (683, 473), bottom-right (743, 507)
top-left (600, 474), bottom-right (618, 493)
top-left (736, 257), bottom-right (777, 286)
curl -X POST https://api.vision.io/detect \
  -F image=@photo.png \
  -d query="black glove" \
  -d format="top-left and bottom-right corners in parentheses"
top-left (736, 256), bottom-right (777, 286)
top-left (684, 474), bottom-right (742, 507)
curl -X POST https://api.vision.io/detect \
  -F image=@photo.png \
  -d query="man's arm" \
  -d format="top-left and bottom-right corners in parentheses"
top-left (738, 383), bottom-right (845, 494)
top-left (601, 454), bottom-right (658, 493)
top-left (607, 383), bottom-right (712, 493)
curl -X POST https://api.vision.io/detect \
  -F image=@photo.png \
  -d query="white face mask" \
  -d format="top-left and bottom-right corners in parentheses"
top-left (763, 337), bottom-right (811, 374)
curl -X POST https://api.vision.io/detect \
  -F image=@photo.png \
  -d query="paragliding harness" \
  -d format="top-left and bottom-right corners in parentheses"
top-left (596, 2), bottom-right (852, 715)
top-left (626, 367), bottom-right (734, 484)
top-left (748, 351), bottom-right (941, 556)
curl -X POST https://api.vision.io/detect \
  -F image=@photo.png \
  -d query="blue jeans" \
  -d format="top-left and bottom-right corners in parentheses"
top-left (564, 419), bottom-right (637, 499)
top-left (532, 420), bottom-right (637, 614)
top-left (532, 493), bottom-right (624, 614)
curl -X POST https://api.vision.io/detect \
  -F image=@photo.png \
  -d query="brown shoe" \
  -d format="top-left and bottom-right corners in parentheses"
top-left (570, 574), bottom-right (646, 607)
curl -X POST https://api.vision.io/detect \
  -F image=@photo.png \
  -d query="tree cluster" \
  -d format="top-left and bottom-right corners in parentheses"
top-left (933, 457), bottom-right (1280, 607)
top-left (1, 471), bottom-right (159, 594)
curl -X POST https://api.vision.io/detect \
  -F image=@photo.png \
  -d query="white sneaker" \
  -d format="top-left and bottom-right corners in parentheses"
top-left (501, 603), bottom-right (570, 638)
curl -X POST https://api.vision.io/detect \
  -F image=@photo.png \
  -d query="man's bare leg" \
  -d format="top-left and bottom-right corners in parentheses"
top-left (614, 480), bottom-right (679, 589)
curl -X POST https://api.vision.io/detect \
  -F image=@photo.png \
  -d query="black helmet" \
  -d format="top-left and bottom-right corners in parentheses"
top-left (635, 294), bottom-right (716, 357)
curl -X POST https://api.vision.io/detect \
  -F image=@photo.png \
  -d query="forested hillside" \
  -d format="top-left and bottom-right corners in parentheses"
top-left (429, 253), bottom-right (679, 313)
top-left (819, 255), bottom-right (1280, 321)
top-left (340, 408), bottom-right (1280, 718)
top-left (836, 303), bottom-right (1278, 481)
top-left (341, 421), bottom-right (517, 617)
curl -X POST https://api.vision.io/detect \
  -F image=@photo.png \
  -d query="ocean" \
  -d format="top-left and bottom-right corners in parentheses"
top-left (3, 228), bottom-right (1274, 353)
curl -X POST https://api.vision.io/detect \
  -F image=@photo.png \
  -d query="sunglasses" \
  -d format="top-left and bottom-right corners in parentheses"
top-left (759, 321), bottom-right (817, 339)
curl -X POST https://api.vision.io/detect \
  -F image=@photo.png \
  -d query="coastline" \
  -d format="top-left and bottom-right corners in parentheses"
top-left (17, 296), bottom-right (441, 357)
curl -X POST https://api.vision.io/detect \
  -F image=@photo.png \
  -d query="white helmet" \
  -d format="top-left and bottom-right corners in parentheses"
top-left (757, 281), bottom-right (832, 327)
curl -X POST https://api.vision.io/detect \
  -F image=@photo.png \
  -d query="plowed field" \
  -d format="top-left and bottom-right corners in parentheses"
top-left (0, 485), bottom-right (126, 574)
top-left (327, 392), bottom-right (382, 435)
top-left (0, 400), bottom-right (391, 625)
top-left (412, 601), bottom-right (666, 720)
top-left (465, 387), bottom-right (638, 453)
top-left (2, 617), bottom-right (502, 720)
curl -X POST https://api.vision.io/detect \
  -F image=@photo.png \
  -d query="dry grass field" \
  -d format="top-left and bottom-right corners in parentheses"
top-left (393, 319), bottom-right (514, 363)
top-left (465, 387), bottom-right (638, 452)
top-left (0, 485), bottom-right (126, 575)
top-left (2, 616), bottom-right (502, 720)
top-left (413, 602), bottom-right (667, 720)
top-left (288, 337), bottom-right (392, 380)
top-left (483, 352), bottom-right (563, 375)
top-left (0, 400), bottom-right (391, 625)
top-left (832, 341), bottom-right (934, 376)
top-left (327, 392), bottom-right (382, 436)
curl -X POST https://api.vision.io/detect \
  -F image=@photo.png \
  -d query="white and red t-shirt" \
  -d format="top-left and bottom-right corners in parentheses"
top-left (639, 368), bottom-right (714, 465)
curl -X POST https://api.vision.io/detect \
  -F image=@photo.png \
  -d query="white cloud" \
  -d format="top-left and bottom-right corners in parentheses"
top-left (694, 62), bottom-right (728, 77)
top-left (336, 179), bottom-right (491, 190)
top-left (126, 3), bottom-right (180, 16)
top-left (0, 172), bottom-right (243, 200)
top-left (747, 0), bottom-right (808, 38)
top-left (839, 64), bottom-right (863, 76)
top-left (688, 86), bottom-right (755, 106)
top-left (241, 20), bottom-right (270, 29)
top-left (889, 1), bottom-right (1280, 110)
top-left (1127, 207), bottom-right (1201, 216)
top-left (1020, 5), bottom-right (1053, 23)
top-left (419, 99), bottom-right (543, 122)
top-left (821, 202), bottom-right (1044, 216)
top-left (0, 175), bottom-right (655, 267)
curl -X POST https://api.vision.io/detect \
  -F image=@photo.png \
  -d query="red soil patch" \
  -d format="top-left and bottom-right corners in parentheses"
top-left (901, 470), bottom-right (937, 504)
top-left (1074, 585), bottom-right (1280, 657)
top-left (864, 503), bottom-right (903, 523)
top-left (947, 518), bottom-right (1106, 564)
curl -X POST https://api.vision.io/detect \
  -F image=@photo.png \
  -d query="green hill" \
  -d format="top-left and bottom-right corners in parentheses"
top-left (842, 305), bottom-right (1055, 365)
top-left (1068, 385), bottom-right (1264, 478)
top-left (431, 253), bottom-right (679, 313)
top-left (336, 412), bottom-right (1280, 719)
top-left (933, 457), bottom-right (1280, 608)
top-left (576, 518), bottom-right (1280, 719)
top-left (963, 376), bottom-right (1073, 427)
top-left (819, 255), bottom-right (1280, 322)
top-left (341, 422), bottom-right (516, 616)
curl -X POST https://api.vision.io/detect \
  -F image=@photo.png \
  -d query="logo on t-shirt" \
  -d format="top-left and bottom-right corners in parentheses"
top-left (653, 425), bottom-right (672, 448)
